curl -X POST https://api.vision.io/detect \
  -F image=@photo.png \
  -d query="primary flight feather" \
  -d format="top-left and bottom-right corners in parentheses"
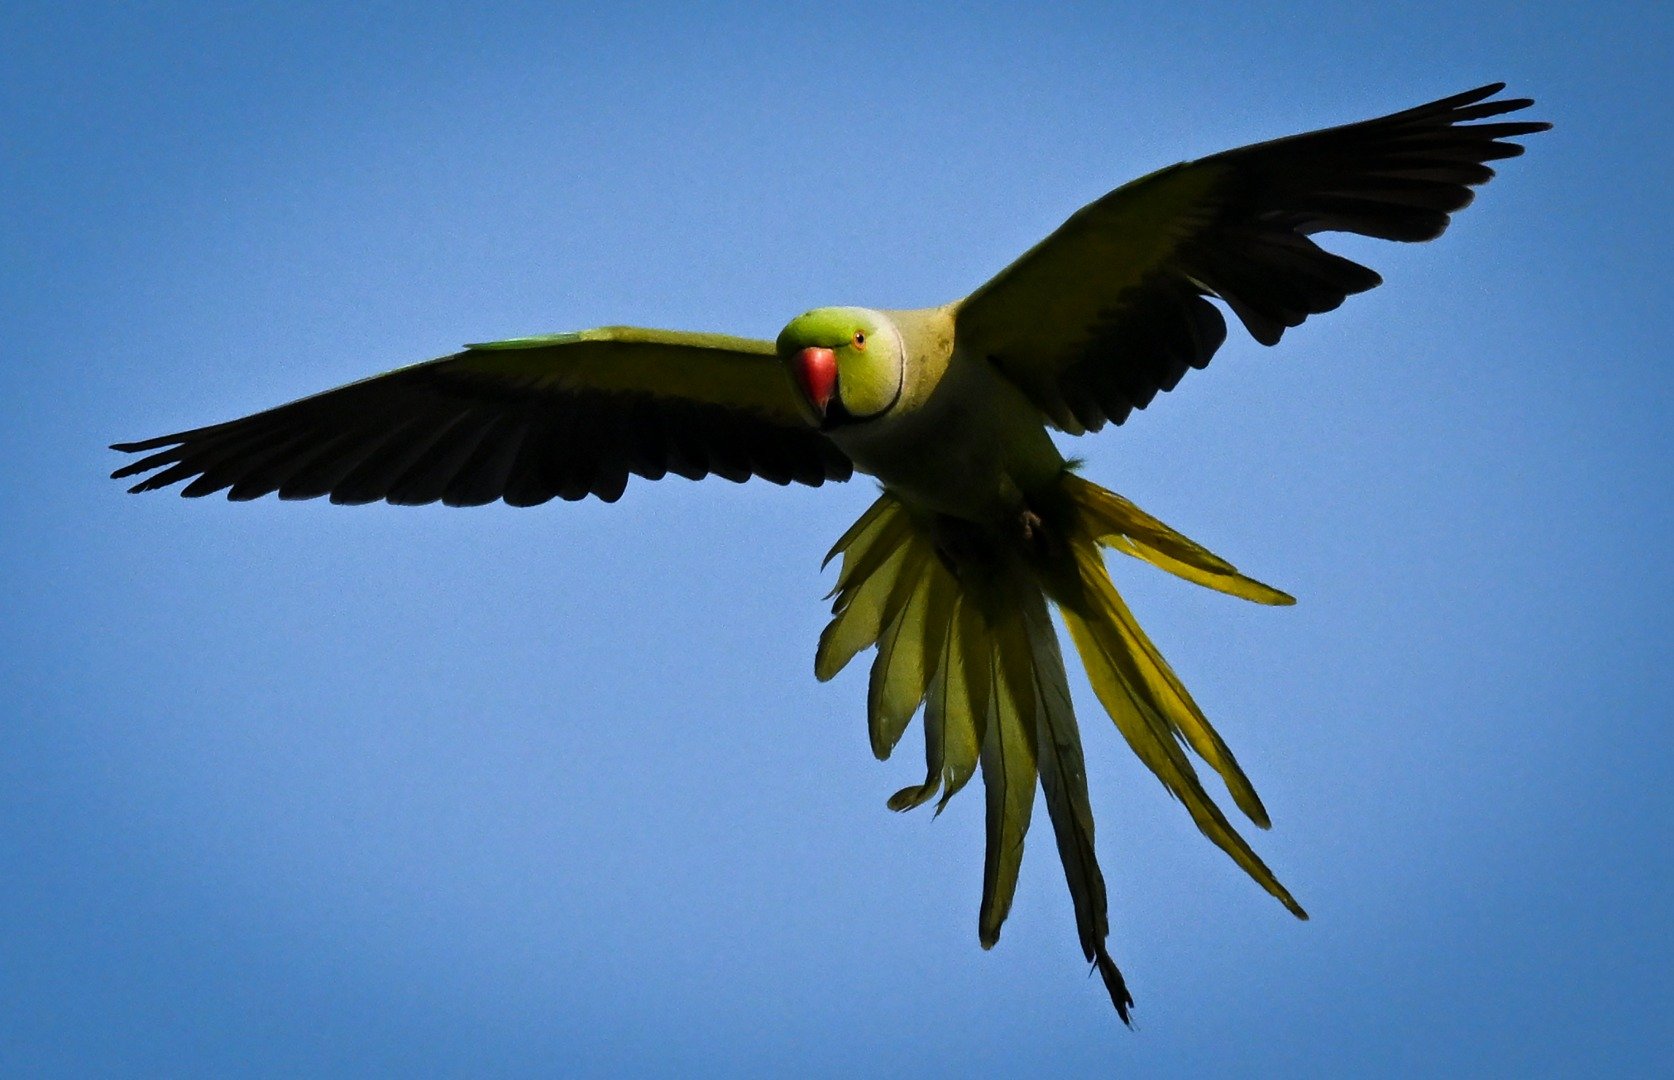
top-left (113, 83), bottom-right (1548, 1023)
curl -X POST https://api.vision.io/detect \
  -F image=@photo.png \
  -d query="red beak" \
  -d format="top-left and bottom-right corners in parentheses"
top-left (792, 346), bottom-right (838, 416)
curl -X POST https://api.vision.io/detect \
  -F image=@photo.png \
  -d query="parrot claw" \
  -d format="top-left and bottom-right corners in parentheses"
top-left (1018, 506), bottom-right (1061, 559)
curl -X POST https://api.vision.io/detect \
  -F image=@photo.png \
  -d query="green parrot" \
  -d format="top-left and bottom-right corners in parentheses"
top-left (112, 84), bottom-right (1547, 1022)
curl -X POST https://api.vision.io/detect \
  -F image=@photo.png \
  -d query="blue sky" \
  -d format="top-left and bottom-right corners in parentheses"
top-left (3, 2), bottom-right (1669, 1075)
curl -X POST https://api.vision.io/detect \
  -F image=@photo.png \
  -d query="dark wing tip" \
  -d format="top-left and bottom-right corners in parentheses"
top-left (115, 411), bottom-right (243, 451)
top-left (1489, 120), bottom-right (1554, 137)
top-left (1422, 81), bottom-right (1517, 113)
top-left (1430, 81), bottom-right (1508, 112)
top-left (1438, 84), bottom-right (1550, 138)
top-left (111, 443), bottom-right (185, 481)
top-left (111, 435), bottom-right (180, 453)
top-left (1463, 80), bottom-right (1506, 97)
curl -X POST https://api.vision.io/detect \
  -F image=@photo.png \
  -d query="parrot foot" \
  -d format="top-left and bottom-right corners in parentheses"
top-left (1017, 506), bottom-right (1061, 559)
top-left (927, 507), bottom-right (1054, 573)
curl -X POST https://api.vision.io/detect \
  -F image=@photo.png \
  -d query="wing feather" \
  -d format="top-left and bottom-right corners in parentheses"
top-left (112, 327), bottom-right (852, 504)
top-left (956, 84), bottom-right (1548, 432)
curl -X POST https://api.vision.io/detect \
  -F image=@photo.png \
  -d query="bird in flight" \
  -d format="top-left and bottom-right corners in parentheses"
top-left (113, 83), bottom-right (1547, 1023)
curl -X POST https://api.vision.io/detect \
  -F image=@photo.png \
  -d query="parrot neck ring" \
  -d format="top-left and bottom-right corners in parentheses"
top-left (789, 324), bottom-right (904, 431)
top-left (791, 347), bottom-right (901, 430)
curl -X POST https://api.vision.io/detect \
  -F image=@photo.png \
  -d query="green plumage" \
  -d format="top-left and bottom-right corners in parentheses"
top-left (112, 84), bottom-right (1547, 1023)
top-left (817, 473), bottom-right (1311, 1023)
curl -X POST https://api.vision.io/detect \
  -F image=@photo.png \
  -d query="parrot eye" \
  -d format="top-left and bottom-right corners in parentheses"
top-left (852, 330), bottom-right (867, 349)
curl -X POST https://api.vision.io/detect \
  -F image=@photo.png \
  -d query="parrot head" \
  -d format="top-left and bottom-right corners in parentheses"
top-left (776, 307), bottom-right (903, 428)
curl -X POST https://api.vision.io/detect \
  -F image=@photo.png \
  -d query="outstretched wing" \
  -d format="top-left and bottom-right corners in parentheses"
top-left (112, 326), bottom-right (853, 505)
top-left (955, 83), bottom-right (1550, 434)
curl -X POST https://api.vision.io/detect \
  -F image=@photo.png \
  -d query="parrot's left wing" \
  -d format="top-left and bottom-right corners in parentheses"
top-left (112, 326), bottom-right (852, 505)
top-left (954, 83), bottom-right (1548, 434)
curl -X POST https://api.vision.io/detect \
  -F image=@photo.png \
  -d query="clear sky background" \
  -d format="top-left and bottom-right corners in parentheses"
top-left (4, 2), bottom-right (1669, 1076)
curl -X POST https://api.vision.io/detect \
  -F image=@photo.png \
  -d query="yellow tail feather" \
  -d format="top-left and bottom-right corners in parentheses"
top-left (817, 475), bottom-right (1302, 1022)
top-left (1063, 472), bottom-right (1296, 606)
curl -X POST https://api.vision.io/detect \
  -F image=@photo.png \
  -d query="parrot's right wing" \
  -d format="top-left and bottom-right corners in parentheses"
top-left (113, 326), bottom-right (853, 505)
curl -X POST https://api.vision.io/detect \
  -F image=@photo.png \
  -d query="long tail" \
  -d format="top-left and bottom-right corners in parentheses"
top-left (816, 472), bottom-right (1305, 1023)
